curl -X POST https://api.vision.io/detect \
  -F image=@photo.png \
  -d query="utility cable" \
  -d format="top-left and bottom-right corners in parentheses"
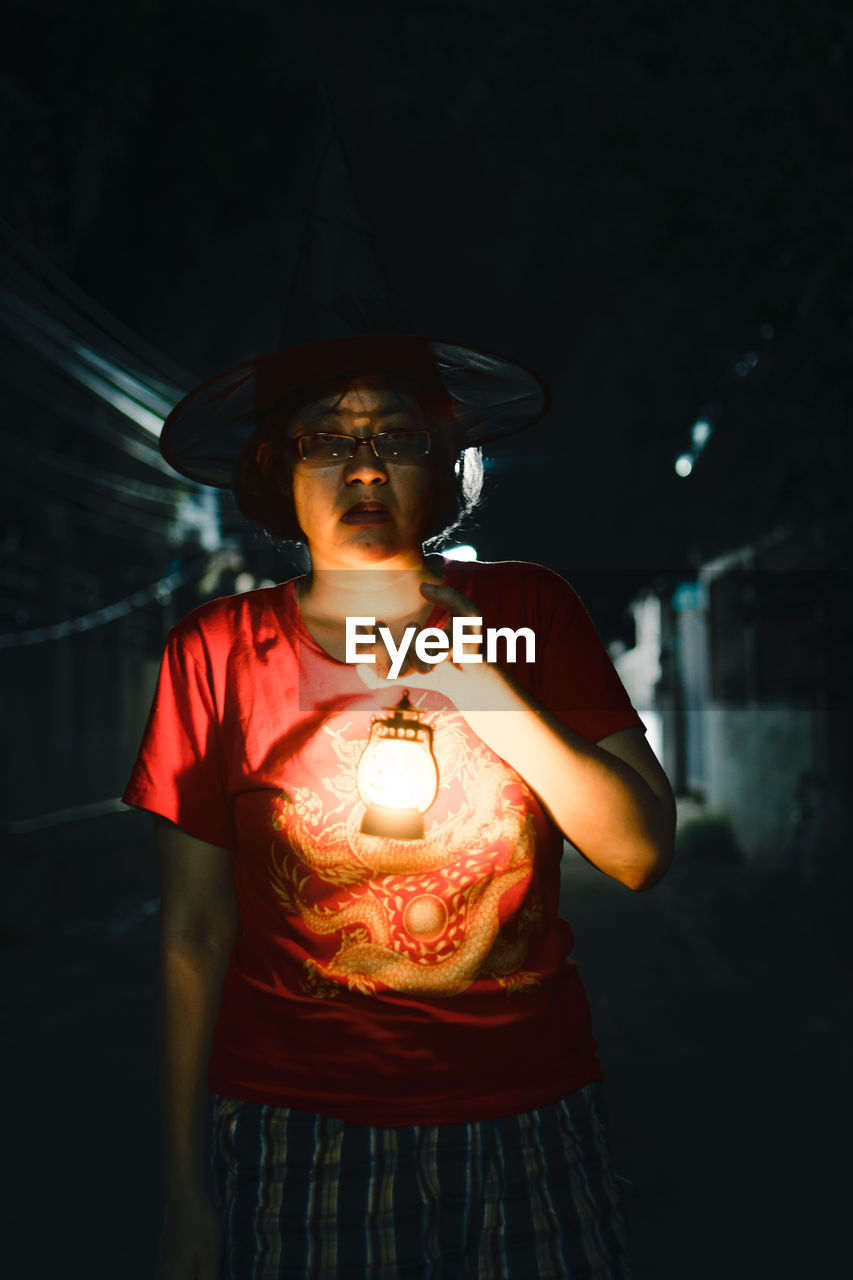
top-left (0, 553), bottom-right (218, 648)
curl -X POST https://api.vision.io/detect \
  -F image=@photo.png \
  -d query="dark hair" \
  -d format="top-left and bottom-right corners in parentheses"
top-left (234, 372), bottom-right (484, 547)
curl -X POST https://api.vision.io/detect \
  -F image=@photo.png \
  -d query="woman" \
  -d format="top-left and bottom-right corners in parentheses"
top-left (125, 354), bottom-right (675, 1280)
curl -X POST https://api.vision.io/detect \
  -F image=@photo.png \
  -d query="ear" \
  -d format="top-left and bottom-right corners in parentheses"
top-left (256, 441), bottom-right (272, 472)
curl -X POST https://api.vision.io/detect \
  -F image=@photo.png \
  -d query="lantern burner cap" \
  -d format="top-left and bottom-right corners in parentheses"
top-left (361, 805), bottom-right (425, 840)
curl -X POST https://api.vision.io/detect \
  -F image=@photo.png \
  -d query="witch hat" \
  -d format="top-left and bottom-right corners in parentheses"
top-left (159, 86), bottom-right (549, 488)
top-left (277, 84), bottom-right (411, 346)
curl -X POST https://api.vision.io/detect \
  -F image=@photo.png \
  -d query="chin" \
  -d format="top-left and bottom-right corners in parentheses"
top-left (343, 532), bottom-right (423, 566)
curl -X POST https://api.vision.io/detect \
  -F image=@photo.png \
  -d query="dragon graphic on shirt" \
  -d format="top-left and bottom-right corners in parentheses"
top-left (268, 705), bottom-right (546, 1000)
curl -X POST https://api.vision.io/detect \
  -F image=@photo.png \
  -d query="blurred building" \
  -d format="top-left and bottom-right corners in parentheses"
top-left (0, 221), bottom-right (312, 933)
top-left (0, 217), bottom-right (225, 835)
top-left (612, 527), bottom-right (842, 870)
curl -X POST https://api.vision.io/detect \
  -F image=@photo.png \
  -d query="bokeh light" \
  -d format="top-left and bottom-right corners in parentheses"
top-left (691, 419), bottom-right (712, 448)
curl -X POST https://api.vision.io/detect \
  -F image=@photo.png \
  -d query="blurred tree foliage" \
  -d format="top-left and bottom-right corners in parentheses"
top-left (375, 0), bottom-right (853, 566)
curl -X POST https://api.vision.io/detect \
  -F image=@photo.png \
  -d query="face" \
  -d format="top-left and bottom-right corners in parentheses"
top-left (287, 381), bottom-right (436, 569)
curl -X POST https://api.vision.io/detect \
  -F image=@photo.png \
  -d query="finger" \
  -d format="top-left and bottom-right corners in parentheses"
top-left (373, 620), bottom-right (392, 680)
top-left (420, 585), bottom-right (485, 662)
top-left (423, 587), bottom-right (486, 665)
top-left (420, 583), bottom-right (480, 618)
top-left (356, 662), bottom-right (396, 690)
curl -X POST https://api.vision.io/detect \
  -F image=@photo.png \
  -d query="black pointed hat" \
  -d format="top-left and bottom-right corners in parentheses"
top-left (159, 87), bottom-right (549, 489)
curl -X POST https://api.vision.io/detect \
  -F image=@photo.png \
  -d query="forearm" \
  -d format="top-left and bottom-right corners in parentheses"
top-left (462, 674), bottom-right (675, 890)
top-left (158, 934), bottom-right (233, 1199)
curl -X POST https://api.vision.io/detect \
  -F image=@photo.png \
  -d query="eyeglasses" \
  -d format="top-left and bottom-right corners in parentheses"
top-left (291, 430), bottom-right (432, 465)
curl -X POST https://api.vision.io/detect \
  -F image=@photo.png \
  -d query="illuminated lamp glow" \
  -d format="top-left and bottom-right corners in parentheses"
top-left (357, 692), bottom-right (439, 840)
top-left (675, 454), bottom-right (694, 477)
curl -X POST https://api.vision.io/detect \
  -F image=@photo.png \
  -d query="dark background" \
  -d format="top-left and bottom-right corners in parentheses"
top-left (1, 2), bottom-right (851, 1277)
top-left (5, 0), bottom-right (852, 615)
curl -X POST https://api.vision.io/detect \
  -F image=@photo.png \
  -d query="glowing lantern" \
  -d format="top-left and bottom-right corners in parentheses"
top-left (357, 690), bottom-right (439, 840)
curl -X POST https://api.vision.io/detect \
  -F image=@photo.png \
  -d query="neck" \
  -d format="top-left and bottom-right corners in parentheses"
top-left (295, 554), bottom-right (445, 624)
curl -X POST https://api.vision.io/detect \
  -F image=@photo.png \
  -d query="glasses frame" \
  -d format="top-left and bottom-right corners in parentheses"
top-left (290, 429), bottom-right (433, 465)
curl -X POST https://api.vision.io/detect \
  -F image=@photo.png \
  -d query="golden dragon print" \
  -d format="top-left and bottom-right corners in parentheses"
top-left (269, 707), bottom-right (546, 999)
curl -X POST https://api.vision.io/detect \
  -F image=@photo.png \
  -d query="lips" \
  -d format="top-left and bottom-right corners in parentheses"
top-left (340, 502), bottom-right (392, 525)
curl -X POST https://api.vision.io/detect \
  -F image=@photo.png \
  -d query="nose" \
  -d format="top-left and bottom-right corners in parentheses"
top-left (344, 437), bottom-right (388, 484)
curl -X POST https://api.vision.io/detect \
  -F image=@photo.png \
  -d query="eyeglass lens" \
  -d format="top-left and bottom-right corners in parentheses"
top-left (297, 431), bottom-right (431, 463)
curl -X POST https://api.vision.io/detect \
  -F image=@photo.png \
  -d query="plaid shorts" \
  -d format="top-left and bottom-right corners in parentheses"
top-left (209, 1082), bottom-right (633, 1279)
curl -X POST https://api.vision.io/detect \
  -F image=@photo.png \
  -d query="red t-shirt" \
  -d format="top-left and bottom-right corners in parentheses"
top-left (123, 558), bottom-right (644, 1125)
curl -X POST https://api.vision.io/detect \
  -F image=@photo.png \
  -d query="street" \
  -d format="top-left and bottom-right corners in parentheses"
top-left (1, 813), bottom-right (849, 1278)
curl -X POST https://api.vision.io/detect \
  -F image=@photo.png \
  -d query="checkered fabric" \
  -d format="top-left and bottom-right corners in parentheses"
top-left (210, 1082), bottom-right (633, 1279)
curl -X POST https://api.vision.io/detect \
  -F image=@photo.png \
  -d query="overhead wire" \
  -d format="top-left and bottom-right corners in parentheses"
top-left (0, 219), bottom-right (228, 614)
top-left (0, 213), bottom-right (198, 392)
top-left (0, 552), bottom-right (219, 648)
top-left (2, 457), bottom-right (183, 538)
top-left (0, 351), bottom-right (182, 475)
top-left (0, 428), bottom-right (182, 508)
top-left (0, 214), bottom-right (212, 490)
top-left (0, 291), bottom-right (177, 435)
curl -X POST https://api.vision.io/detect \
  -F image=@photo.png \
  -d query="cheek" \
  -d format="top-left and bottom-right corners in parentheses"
top-left (292, 470), bottom-right (334, 520)
top-left (290, 472), bottom-right (307, 529)
top-left (396, 467), bottom-right (435, 529)
top-left (408, 463), bottom-right (436, 503)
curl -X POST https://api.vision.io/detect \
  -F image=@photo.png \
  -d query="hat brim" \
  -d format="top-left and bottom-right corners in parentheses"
top-left (159, 334), bottom-right (550, 488)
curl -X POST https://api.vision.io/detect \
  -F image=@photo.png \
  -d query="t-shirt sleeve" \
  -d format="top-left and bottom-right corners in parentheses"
top-left (529, 566), bottom-right (646, 743)
top-left (122, 625), bottom-right (238, 850)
